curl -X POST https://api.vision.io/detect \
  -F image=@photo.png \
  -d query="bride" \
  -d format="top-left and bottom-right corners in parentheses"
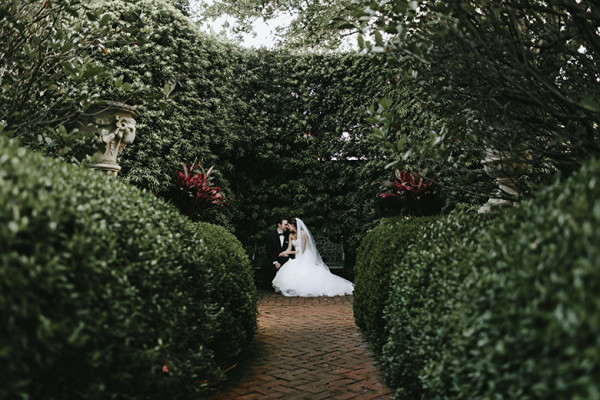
top-left (272, 217), bottom-right (354, 297)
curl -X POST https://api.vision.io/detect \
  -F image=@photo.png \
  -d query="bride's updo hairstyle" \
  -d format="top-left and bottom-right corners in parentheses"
top-left (288, 217), bottom-right (297, 229)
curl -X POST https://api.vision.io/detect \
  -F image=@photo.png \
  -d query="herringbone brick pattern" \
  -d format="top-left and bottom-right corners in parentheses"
top-left (207, 291), bottom-right (392, 399)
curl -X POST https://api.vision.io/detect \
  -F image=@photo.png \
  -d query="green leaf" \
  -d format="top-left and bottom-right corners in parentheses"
top-left (375, 30), bottom-right (384, 47)
top-left (115, 75), bottom-right (124, 88)
top-left (83, 65), bottom-right (105, 79)
top-left (396, 137), bottom-right (406, 152)
top-left (371, 127), bottom-right (385, 140)
top-left (163, 82), bottom-right (176, 97)
top-left (62, 41), bottom-right (74, 52)
top-left (357, 34), bottom-right (365, 49)
top-left (378, 98), bottom-right (393, 110)
top-left (338, 23), bottom-right (356, 30)
top-left (580, 96), bottom-right (600, 113)
top-left (460, 3), bottom-right (476, 13)
top-left (385, 160), bottom-right (400, 169)
top-left (99, 13), bottom-right (111, 27)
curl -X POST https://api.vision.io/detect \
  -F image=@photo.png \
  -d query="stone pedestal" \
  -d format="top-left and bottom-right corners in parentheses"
top-left (478, 146), bottom-right (530, 213)
top-left (76, 101), bottom-right (138, 177)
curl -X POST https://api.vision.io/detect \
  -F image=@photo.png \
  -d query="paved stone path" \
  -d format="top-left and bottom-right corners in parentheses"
top-left (206, 291), bottom-right (393, 399)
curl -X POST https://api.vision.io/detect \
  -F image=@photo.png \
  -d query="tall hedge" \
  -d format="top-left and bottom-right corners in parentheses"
top-left (228, 50), bottom-right (404, 254)
top-left (352, 215), bottom-right (440, 353)
top-left (354, 159), bottom-right (600, 399)
top-left (431, 159), bottom-right (600, 399)
top-left (87, 0), bottom-right (478, 256)
top-left (3, 0), bottom-right (482, 260)
top-left (381, 212), bottom-right (499, 399)
top-left (88, 0), bottom-right (246, 227)
top-left (0, 136), bottom-right (257, 399)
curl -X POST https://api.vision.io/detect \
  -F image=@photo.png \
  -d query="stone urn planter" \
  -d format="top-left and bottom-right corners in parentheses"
top-left (478, 145), bottom-right (530, 213)
top-left (75, 101), bottom-right (139, 177)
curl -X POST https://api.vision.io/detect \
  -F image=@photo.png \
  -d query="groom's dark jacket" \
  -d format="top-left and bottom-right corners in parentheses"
top-left (265, 229), bottom-right (291, 268)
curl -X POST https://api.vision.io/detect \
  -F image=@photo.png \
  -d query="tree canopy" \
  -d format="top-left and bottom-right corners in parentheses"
top-left (187, 0), bottom-right (359, 50)
top-left (346, 0), bottom-right (600, 178)
top-left (0, 0), bottom-right (130, 159)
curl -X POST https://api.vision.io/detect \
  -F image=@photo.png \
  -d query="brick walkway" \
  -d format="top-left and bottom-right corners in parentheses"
top-left (206, 290), bottom-right (393, 399)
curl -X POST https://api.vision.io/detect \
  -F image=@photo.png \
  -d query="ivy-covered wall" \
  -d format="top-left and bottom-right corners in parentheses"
top-left (1, 0), bottom-right (495, 258)
top-left (228, 51), bottom-right (402, 254)
top-left (93, 0), bottom-right (412, 258)
top-left (3, 0), bottom-right (479, 265)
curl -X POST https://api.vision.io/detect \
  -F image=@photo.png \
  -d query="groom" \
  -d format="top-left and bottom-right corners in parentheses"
top-left (265, 218), bottom-right (290, 278)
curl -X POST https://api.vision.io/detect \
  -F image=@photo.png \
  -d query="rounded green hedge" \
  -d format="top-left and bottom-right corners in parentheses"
top-left (353, 215), bottom-right (440, 353)
top-left (355, 159), bottom-right (600, 399)
top-left (0, 137), bottom-right (257, 399)
top-left (431, 159), bottom-right (600, 399)
top-left (191, 223), bottom-right (257, 367)
top-left (381, 212), bottom-right (499, 399)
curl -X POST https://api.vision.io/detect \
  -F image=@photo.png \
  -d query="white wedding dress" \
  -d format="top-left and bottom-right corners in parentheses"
top-left (272, 219), bottom-right (354, 297)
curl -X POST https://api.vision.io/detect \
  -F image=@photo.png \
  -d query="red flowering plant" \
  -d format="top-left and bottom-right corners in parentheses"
top-left (380, 170), bottom-right (434, 217)
top-left (173, 160), bottom-right (227, 221)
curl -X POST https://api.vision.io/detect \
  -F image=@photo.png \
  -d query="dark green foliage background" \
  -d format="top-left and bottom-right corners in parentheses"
top-left (4, 0), bottom-right (486, 260)
top-left (0, 136), bottom-right (257, 399)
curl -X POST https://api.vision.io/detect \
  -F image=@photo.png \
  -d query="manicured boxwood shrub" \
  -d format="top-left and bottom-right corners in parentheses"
top-left (429, 159), bottom-right (600, 399)
top-left (353, 215), bottom-right (441, 354)
top-left (191, 223), bottom-right (258, 367)
top-left (381, 212), bottom-right (499, 399)
top-left (0, 137), bottom-right (257, 399)
top-left (358, 159), bottom-right (600, 399)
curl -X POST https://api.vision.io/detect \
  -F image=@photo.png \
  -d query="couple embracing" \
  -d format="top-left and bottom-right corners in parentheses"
top-left (266, 217), bottom-right (353, 297)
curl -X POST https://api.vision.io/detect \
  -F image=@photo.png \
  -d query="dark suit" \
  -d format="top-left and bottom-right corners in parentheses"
top-left (266, 229), bottom-right (290, 270)
top-left (261, 230), bottom-right (295, 287)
